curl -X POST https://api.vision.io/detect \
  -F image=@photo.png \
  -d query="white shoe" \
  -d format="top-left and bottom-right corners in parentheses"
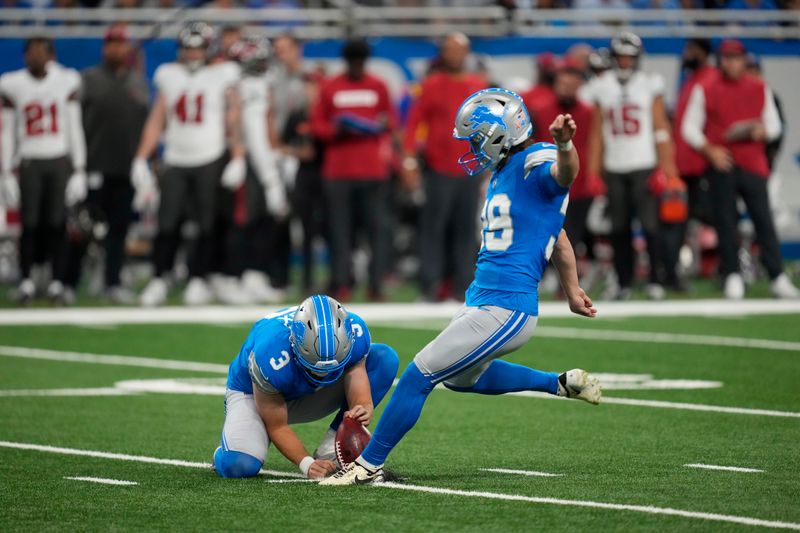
top-left (771, 273), bottom-right (800, 299)
top-left (140, 277), bottom-right (168, 307)
top-left (313, 428), bottom-right (337, 462)
top-left (241, 270), bottom-right (284, 304)
top-left (209, 274), bottom-right (254, 306)
top-left (557, 369), bottom-right (602, 405)
top-left (184, 277), bottom-right (212, 306)
top-left (319, 460), bottom-right (385, 486)
top-left (14, 278), bottom-right (36, 304)
top-left (645, 283), bottom-right (666, 301)
top-left (724, 273), bottom-right (745, 300)
top-left (107, 286), bottom-right (136, 305)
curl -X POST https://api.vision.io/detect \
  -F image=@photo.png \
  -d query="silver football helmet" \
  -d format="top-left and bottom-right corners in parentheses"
top-left (610, 31), bottom-right (643, 83)
top-left (178, 22), bottom-right (215, 71)
top-left (289, 295), bottom-right (354, 385)
top-left (453, 88), bottom-right (532, 176)
top-left (230, 33), bottom-right (271, 76)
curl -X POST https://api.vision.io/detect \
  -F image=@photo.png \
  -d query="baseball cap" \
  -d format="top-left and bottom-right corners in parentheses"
top-left (718, 39), bottom-right (746, 57)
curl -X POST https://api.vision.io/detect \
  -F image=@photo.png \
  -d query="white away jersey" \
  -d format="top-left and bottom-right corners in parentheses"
top-left (154, 61), bottom-right (240, 167)
top-left (587, 70), bottom-right (664, 173)
top-left (0, 62), bottom-right (81, 160)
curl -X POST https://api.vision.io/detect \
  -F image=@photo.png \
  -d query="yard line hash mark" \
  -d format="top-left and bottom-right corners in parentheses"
top-left (64, 476), bottom-right (138, 486)
top-left (1, 440), bottom-right (798, 530)
top-left (684, 463), bottom-right (764, 473)
top-left (480, 468), bottom-right (562, 477)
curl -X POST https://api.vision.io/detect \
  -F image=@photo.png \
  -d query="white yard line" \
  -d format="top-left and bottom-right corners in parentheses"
top-left (0, 299), bottom-right (798, 326)
top-left (480, 468), bottom-right (562, 477)
top-left (376, 482), bottom-right (800, 531)
top-left (0, 440), bottom-right (303, 479)
top-left (64, 476), bottom-right (138, 486)
top-left (684, 464), bottom-right (764, 473)
top-left (2, 347), bottom-right (799, 419)
top-left (0, 387), bottom-right (134, 397)
top-left (0, 345), bottom-right (228, 374)
top-left (264, 479), bottom-right (317, 484)
top-left (2, 439), bottom-right (797, 530)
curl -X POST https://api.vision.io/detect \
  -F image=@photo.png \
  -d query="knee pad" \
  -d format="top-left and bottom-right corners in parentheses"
top-left (213, 447), bottom-right (263, 478)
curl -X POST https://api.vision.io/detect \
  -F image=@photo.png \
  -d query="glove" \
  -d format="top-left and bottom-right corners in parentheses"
top-left (0, 172), bottom-right (20, 209)
top-left (65, 170), bottom-right (88, 207)
top-left (132, 180), bottom-right (159, 212)
top-left (131, 158), bottom-right (155, 191)
top-left (221, 157), bottom-right (246, 190)
top-left (265, 183), bottom-right (289, 220)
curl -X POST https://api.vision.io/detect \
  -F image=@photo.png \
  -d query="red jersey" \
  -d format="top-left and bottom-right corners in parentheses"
top-left (674, 65), bottom-right (717, 177)
top-left (402, 72), bottom-right (486, 177)
top-left (702, 73), bottom-right (771, 178)
top-left (531, 97), bottom-right (599, 200)
top-left (521, 84), bottom-right (556, 121)
top-left (311, 73), bottom-right (395, 180)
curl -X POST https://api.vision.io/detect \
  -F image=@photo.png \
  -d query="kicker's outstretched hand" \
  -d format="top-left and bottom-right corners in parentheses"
top-left (549, 113), bottom-right (577, 144)
top-left (568, 287), bottom-right (597, 318)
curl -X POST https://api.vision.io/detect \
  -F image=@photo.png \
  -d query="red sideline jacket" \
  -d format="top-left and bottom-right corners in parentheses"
top-left (674, 65), bottom-right (717, 178)
top-left (403, 72), bottom-right (486, 177)
top-left (701, 73), bottom-right (772, 178)
top-left (531, 97), bottom-right (600, 200)
top-left (311, 73), bottom-right (396, 180)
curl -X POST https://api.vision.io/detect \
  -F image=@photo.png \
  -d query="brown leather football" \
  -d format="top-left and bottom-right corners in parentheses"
top-left (335, 417), bottom-right (371, 467)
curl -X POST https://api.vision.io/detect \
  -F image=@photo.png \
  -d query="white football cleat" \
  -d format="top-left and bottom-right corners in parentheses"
top-left (645, 283), bottom-right (665, 301)
top-left (140, 277), bottom-right (168, 307)
top-left (209, 274), bottom-right (254, 306)
top-left (313, 428), bottom-right (337, 462)
top-left (319, 460), bottom-right (384, 486)
top-left (183, 277), bottom-right (212, 306)
top-left (770, 273), bottom-right (800, 300)
top-left (724, 273), bottom-right (745, 300)
top-left (241, 270), bottom-right (284, 304)
top-left (557, 369), bottom-right (602, 405)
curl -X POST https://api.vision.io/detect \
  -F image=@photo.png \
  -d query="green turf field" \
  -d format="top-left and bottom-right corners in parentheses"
top-left (1, 311), bottom-right (799, 531)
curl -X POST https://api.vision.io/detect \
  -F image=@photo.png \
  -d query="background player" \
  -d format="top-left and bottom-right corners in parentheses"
top-left (133, 22), bottom-right (244, 307)
top-left (0, 37), bottom-right (87, 304)
top-left (586, 32), bottom-right (679, 301)
top-left (214, 295), bottom-right (399, 479)
top-left (322, 88), bottom-right (600, 485)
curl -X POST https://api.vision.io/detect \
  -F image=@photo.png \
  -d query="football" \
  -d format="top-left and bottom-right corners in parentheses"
top-left (335, 416), bottom-right (371, 467)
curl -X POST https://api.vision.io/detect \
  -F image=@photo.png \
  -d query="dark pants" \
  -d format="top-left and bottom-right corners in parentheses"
top-left (605, 168), bottom-right (661, 288)
top-left (154, 158), bottom-right (224, 278)
top-left (292, 163), bottom-right (327, 292)
top-left (418, 170), bottom-right (481, 299)
top-left (64, 176), bottom-right (133, 289)
top-left (324, 179), bottom-right (390, 294)
top-left (709, 167), bottom-right (783, 280)
top-left (18, 157), bottom-right (70, 282)
top-left (563, 196), bottom-right (595, 258)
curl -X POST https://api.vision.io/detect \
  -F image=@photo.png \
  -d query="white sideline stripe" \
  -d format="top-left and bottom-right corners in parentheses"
top-left (0, 441), bottom-right (303, 479)
top-left (3, 440), bottom-right (797, 530)
top-left (684, 463), bottom-right (764, 473)
top-left (64, 476), bottom-right (138, 486)
top-left (0, 345), bottom-right (229, 374)
top-left (376, 482), bottom-right (800, 531)
top-left (2, 346), bottom-right (799, 419)
top-left (265, 479), bottom-right (316, 484)
top-left (481, 468), bottom-right (562, 477)
top-left (0, 299), bottom-right (798, 325)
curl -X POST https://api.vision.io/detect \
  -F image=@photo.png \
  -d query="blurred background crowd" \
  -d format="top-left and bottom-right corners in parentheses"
top-left (0, 4), bottom-right (798, 307)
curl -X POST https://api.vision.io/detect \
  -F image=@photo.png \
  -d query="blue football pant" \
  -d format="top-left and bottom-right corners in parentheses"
top-left (360, 305), bottom-right (558, 468)
top-left (214, 343), bottom-right (399, 478)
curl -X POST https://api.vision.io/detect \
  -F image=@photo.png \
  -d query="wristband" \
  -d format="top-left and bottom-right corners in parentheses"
top-left (556, 140), bottom-right (574, 152)
top-left (299, 456), bottom-right (314, 477)
top-left (402, 157), bottom-right (419, 171)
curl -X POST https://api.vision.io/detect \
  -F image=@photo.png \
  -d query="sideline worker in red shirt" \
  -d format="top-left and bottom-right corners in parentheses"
top-left (402, 32), bottom-right (486, 301)
top-left (531, 57), bottom-right (601, 260)
top-left (521, 52), bottom-right (558, 120)
top-left (311, 38), bottom-right (396, 301)
top-left (682, 39), bottom-right (799, 300)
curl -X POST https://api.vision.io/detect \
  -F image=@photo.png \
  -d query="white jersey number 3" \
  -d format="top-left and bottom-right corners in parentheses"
top-left (482, 193), bottom-right (514, 252)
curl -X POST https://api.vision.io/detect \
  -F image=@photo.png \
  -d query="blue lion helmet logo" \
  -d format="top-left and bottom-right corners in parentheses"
top-left (469, 104), bottom-right (506, 132)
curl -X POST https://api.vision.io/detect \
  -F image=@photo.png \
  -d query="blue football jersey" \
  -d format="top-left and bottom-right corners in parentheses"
top-left (226, 307), bottom-right (372, 401)
top-left (465, 142), bottom-right (569, 316)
